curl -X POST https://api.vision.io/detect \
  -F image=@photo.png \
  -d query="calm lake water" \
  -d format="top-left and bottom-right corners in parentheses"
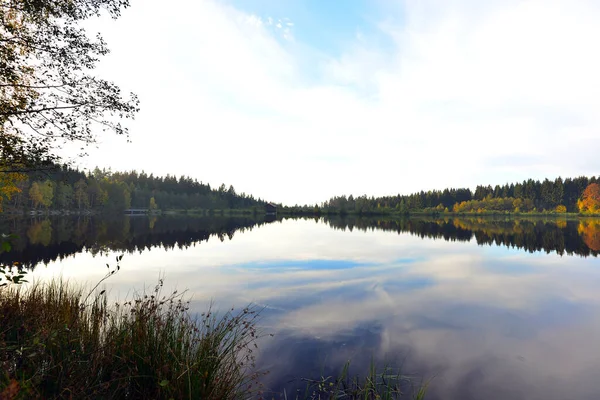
top-left (3, 215), bottom-right (600, 399)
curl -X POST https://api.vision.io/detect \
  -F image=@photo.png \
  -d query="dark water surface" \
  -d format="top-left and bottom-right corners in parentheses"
top-left (3, 215), bottom-right (600, 399)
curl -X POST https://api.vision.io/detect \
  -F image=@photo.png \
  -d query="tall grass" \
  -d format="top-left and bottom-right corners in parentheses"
top-left (0, 278), bottom-right (265, 399)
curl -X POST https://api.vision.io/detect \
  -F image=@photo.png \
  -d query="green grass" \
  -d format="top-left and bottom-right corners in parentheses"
top-left (0, 278), bottom-right (265, 399)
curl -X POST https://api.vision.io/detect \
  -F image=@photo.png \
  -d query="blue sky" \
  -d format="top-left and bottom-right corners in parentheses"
top-left (80, 0), bottom-right (600, 205)
top-left (229, 0), bottom-right (381, 50)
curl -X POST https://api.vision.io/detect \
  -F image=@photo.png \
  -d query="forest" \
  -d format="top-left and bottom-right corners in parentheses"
top-left (3, 169), bottom-right (600, 216)
top-left (284, 176), bottom-right (600, 216)
top-left (1, 165), bottom-right (267, 213)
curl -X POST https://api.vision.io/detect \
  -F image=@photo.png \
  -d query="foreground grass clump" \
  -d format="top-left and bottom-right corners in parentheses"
top-left (0, 279), bottom-right (264, 399)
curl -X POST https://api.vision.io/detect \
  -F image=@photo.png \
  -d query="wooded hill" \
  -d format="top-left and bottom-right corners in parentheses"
top-left (3, 165), bottom-right (266, 213)
top-left (294, 176), bottom-right (600, 215)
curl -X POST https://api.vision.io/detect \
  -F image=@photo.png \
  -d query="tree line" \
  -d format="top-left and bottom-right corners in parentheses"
top-left (283, 176), bottom-right (600, 215)
top-left (2, 165), bottom-right (267, 213)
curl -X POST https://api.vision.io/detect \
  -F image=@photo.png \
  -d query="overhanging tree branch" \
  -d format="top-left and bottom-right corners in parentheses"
top-left (1, 0), bottom-right (138, 174)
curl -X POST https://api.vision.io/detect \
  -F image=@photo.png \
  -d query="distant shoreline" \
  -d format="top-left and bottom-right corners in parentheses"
top-left (1, 208), bottom-right (600, 219)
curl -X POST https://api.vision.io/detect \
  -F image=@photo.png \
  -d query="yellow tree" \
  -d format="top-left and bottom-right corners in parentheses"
top-left (513, 198), bottom-right (523, 212)
top-left (0, 169), bottom-right (24, 211)
top-left (149, 197), bottom-right (158, 212)
top-left (27, 180), bottom-right (53, 210)
top-left (577, 183), bottom-right (600, 213)
top-left (29, 181), bottom-right (43, 209)
top-left (40, 180), bottom-right (54, 209)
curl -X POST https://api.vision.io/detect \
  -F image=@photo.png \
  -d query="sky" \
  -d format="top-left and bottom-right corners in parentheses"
top-left (79, 0), bottom-right (600, 205)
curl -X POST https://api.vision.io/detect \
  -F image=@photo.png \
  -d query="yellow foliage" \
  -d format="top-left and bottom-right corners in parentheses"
top-left (555, 205), bottom-right (567, 213)
top-left (512, 198), bottom-right (523, 210)
top-left (578, 220), bottom-right (600, 251)
top-left (27, 220), bottom-right (52, 246)
top-left (578, 183), bottom-right (600, 213)
top-left (0, 170), bottom-right (26, 212)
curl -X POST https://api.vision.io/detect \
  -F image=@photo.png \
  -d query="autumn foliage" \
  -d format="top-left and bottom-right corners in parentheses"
top-left (578, 220), bottom-right (600, 251)
top-left (0, 170), bottom-right (25, 212)
top-left (577, 183), bottom-right (600, 213)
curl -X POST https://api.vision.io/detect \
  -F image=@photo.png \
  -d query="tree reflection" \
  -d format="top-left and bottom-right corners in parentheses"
top-left (578, 220), bottom-right (600, 251)
top-left (0, 215), bottom-right (275, 269)
top-left (2, 215), bottom-right (599, 269)
top-left (27, 220), bottom-right (52, 246)
top-left (325, 216), bottom-right (600, 257)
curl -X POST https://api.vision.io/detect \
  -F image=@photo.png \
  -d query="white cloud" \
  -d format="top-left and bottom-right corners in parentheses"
top-left (82, 0), bottom-right (600, 204)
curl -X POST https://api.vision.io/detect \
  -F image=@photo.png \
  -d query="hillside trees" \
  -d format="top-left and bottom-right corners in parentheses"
top-left (319, 176), bottom-right (598, 215)
top-left (0, 166), bottom-right (266, 213)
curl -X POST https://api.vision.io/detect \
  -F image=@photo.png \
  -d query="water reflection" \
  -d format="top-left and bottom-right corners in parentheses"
top-left (2, 215), bottom-right (598, 270)
top-left (325, 216), bottom-right (600, 257)
top-left (0, 215), bottom-right (275, 268)
top-left (578, 220), bottom-right (600, 251)
top-left (3, 216), bottom-right (600, 399)
top-left (247, 221), bottom-right (600, 400)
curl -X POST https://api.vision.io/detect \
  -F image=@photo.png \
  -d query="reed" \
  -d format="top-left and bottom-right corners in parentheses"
top-left (0, 278), bottom-right (264, 399)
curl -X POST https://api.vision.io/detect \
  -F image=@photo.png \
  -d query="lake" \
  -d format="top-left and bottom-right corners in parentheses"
top-left (2, 215), bottom-right (600, 399)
